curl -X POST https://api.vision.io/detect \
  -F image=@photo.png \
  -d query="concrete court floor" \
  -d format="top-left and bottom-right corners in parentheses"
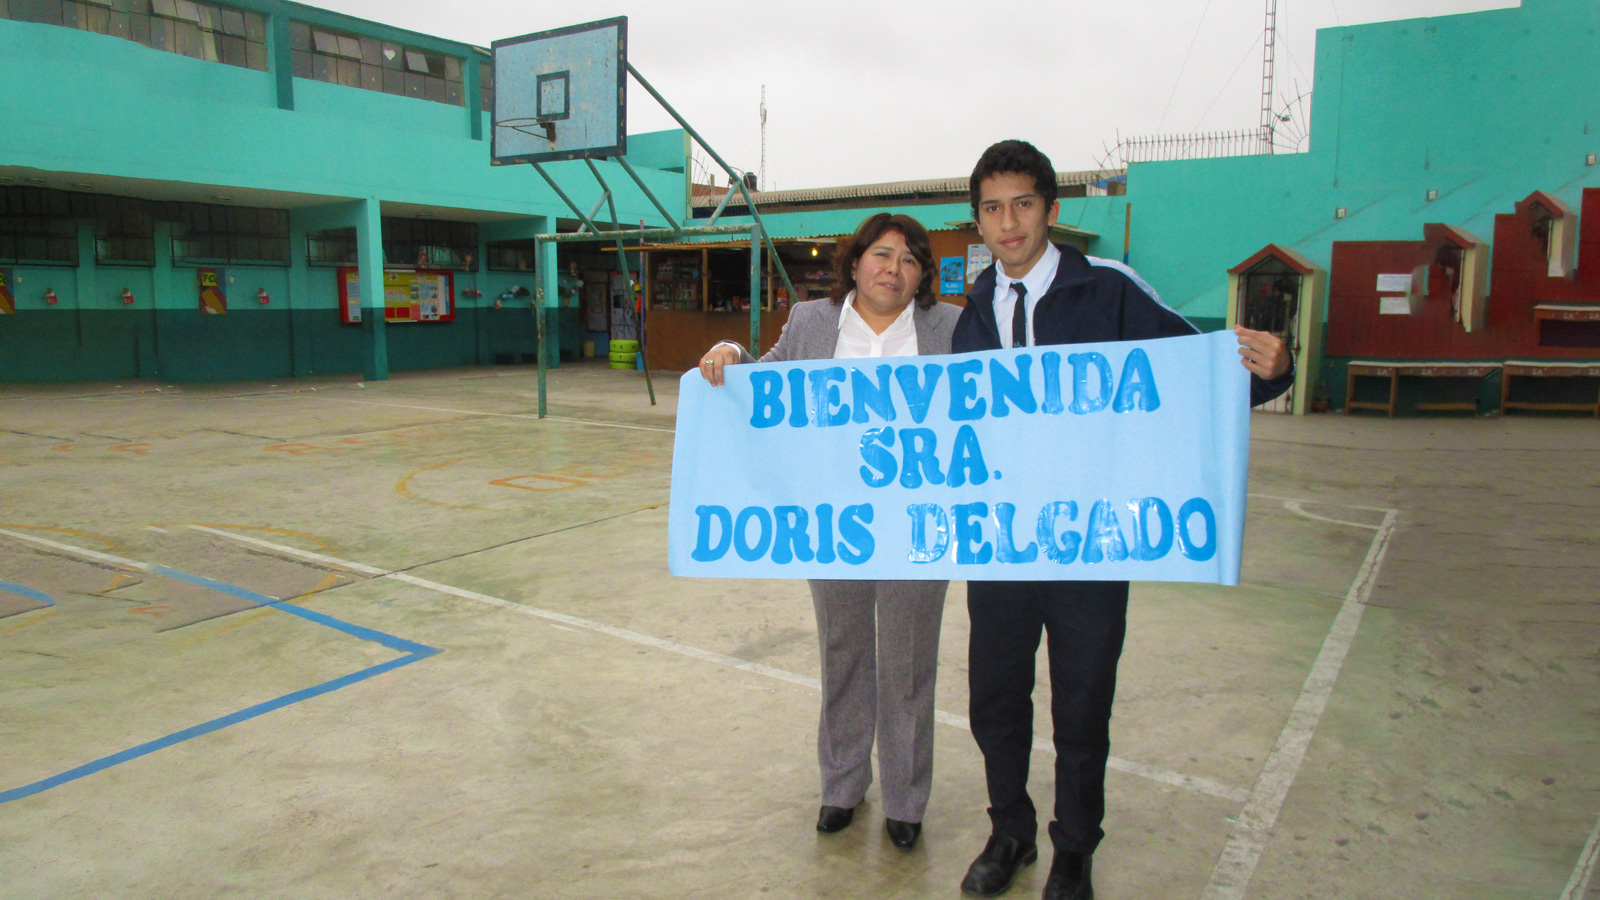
top-left (0, 361), bottom-right (1595, 900)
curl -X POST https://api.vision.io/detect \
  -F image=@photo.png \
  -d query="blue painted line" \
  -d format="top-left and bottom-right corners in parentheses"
top-left (150, 565), bottom-right (433, 656)
top-left (0, 648), bottom-right (437, 805)
top-left (0, 565), bottom-right (440, 805)
top-left (0, 579), bottom-right (54, 607)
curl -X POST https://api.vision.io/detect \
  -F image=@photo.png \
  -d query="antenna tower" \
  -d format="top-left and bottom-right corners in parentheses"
top-left (759, 85), bottom-right (767, 190)
top-left (1259, 0), bottom-right (1278, 154)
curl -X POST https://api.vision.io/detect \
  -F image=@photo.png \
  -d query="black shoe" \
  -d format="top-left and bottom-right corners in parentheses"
top-left (1041, 851), bottom-right (1093, 900)
top-left (960, 833), bottom-right (1038, 896)
top-left (816, 805), bottom-right (856, 833)
top-left (885, 818), bottom-right (921, 849)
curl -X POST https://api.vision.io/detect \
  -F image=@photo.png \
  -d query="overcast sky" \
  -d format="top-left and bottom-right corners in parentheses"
top-left (318, 0), bottom-right (1515, 189)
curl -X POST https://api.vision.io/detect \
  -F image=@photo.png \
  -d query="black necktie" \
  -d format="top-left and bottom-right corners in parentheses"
top-left (1010, 282), bottom-right (1027, 348)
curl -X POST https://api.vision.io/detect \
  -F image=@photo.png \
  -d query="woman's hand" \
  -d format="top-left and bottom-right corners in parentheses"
top-left (698, 342), bottom-right (742, 387)
top-left (1234, 326), bottom-right (1291, 380)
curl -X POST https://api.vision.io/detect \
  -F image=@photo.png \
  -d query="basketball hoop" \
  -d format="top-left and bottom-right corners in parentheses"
top-left (495, 117), bottom-right (557, 144)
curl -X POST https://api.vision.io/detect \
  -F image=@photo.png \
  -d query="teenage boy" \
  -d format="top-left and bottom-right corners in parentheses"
top-left (953, 140), bottom-right (1292, 900)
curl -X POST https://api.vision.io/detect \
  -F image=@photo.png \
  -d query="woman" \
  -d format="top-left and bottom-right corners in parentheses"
top-left (698, 213), bottom-right (960, 850)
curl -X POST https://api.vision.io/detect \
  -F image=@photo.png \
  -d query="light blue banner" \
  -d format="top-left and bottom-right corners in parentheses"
top-left (669, 330), bottom-right (1251, 584)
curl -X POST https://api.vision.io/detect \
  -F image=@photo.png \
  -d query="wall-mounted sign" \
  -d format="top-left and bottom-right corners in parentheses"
top-left (940, 257), bottom-right (966, 295)
top-left (966, 245), bottom-right (993, 284)
top-left (198, 268), bottom-right (227, 315)
top-left (338, 268), bottom-right (456, 324)
top-left (1375, 272), bottom-right (1412, 293)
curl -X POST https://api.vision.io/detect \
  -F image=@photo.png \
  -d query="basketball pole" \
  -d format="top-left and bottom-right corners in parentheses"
top-left (626, 63), bottom-right (799, 306)
top-left (587, 158), bottom-right (656, 406)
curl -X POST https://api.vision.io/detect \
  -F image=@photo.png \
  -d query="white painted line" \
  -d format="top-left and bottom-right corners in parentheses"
top-left (0, 528), bottom-right (145, 570)
top-left (309, 396), bottom-right (676, 434)
top-left (1561, 812), bottom-right (1600, 900)
top-left (143, 526), bottom-right (169, 534)
top-left (195, 525), bottom-right (1248, 803)
top-left (1282, 500), bottom-right (1382, 530)
top-left (188, 525), bottom-right (388, 576)
top-left (1247, 492), bottom-right (1395, 514)
top-left (1201, 507), bottom-right (1400, 900)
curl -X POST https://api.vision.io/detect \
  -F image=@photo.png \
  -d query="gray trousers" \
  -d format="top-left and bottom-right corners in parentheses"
top-left (809, 578), bottom-right (948, 823)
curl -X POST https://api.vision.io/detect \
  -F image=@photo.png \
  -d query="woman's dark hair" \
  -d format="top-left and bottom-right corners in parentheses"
top-left (828, 212), bottom-right (937, 309)
top-left (969, 140), bottom-right (1057, 216)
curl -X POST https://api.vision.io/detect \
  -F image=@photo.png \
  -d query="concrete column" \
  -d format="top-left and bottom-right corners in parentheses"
top-left (355, 198), bottom-right (388, 381)
top-left (535, 215), bottom-right (558, 369)
top-left (151, 219), bottom-right (172, 376)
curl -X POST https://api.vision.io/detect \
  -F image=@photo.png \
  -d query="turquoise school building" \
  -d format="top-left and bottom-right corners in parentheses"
top-left (3, 0), bottom-right (1599, 410)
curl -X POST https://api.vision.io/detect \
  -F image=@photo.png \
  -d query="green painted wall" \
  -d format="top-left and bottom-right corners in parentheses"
top-left (0, 9), bottom-right (688, 381)
top-left (746, 0), bottom-right (1600, 351)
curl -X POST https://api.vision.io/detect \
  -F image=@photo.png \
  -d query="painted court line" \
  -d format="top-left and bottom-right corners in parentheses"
top-left (0, 578), bottom-right (55, 607)
top-left (1200, 506), bottom-right (1400, 900)
top-left (1561, 812), bottom-right (1600, 900)
top-left (193, 525), bottom-right (1252, 804)
top-left (310, 396), bottom-right (676, 434)
top-left (0, 532), bottom-right (438, 805)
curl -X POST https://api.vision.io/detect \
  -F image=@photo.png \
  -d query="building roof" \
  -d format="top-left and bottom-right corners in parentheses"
top-left (690, 169), bottom-right (1126, 209)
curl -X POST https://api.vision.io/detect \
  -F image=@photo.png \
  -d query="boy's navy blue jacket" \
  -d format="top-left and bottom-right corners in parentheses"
top-left (952, 243), bottom-right (1293, 407)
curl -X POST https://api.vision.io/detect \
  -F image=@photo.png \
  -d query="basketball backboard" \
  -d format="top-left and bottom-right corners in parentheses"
top-left (491, 17), bottom-right (627, 165)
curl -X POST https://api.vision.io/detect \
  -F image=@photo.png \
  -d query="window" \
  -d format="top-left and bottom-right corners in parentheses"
top-left (0, 187), bottom-right (79, 266)
top-left (382, 217), bottom-right (476, 270)
top-left (291, 20), bottom-right (465, 107)
top-left (1, 0), bottom-right (267, 71)
top-left (95, 198), bottom-right (155, 266)
top-left (480, 61), bottom-right (494, 114)
top-left (306, 227), bottom-right (357, 267)
top-left (170, 202), bottom-right (289, 266)
top-left (486, 238), bottom-right (535, 272)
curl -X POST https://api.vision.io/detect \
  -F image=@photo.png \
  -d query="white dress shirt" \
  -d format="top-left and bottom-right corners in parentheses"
top-left (991, 241), bottom-right (1062, 348)
top-left (835, 290), bottom-right (919, 359)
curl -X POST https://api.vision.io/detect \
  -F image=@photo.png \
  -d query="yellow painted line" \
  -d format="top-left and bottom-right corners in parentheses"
top-left (192, 523), bottom-right (333, 550)
top-left (176, 607), bottom-right (273, 646)
top-left (395, 459), bottom-right (496, 511)
top-left (0, 524), bottom-right (123, 552)
top-left (0, 608), bottom-right (58, 635)
top-left (100, 573), bottom-right (140, 593)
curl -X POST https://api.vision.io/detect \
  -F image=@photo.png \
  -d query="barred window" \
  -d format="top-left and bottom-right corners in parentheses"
top-left (95, 197), bottom-right (155, 266)
top-left (1, 0), bottom-right (267, 72)
top-left (170, 202), bottom-right (289, 266)
top-left (306, 227), bottom-right (357, 267)
top-left (382, 217), bottom-right (476, 270)
top-left (290, 20), bottom-right (465, 107)
top-left (0, 187), bottom-right (79, 266)
top-left (486, 238), bottom-right (535, 273)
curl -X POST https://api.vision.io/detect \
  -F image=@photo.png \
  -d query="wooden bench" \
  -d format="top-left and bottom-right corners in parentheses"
top-left (1500, 360), bottom-right (1600, 417)
top-left (1345, 360), bottom-right (1500, 417)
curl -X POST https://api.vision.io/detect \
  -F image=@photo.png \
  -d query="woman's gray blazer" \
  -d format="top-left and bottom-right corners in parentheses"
top-left (732, 297), bottom-right (963, 363)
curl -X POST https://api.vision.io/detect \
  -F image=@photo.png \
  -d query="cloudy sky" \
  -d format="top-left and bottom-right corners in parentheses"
top-left (318, 0), bottom-right (1514, 189)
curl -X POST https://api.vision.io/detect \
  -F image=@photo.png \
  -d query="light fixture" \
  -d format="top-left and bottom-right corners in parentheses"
top-left (1426, 189), bottom-right (1438, 201)
top-left (1588, 154), bottom-right (1597, 166)
top-left (810, 246), bottom-right (818, 257)
top-left (1335, 207), bottom-right (1347, 219)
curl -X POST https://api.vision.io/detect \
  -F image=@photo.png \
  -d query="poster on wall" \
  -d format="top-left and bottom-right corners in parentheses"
top-left (940, 257), bottom-right (966, 295)
top-left (0, 268), bottom-right (14, 315)
top-left (966, 244), bottom-right (993, 284)
top-left (198, 268), bottom-right (227, 315)
top-left (339, 268), bottom-right (455, 324)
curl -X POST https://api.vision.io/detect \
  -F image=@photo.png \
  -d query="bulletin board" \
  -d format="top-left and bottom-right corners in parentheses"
top-left (338, 268), bottom-right (456, 324)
